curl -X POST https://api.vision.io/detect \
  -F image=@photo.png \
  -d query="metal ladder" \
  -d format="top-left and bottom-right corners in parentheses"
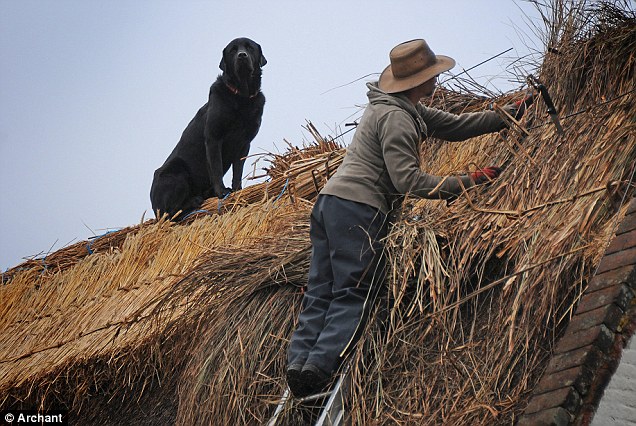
top-left (267, 364), bottom-right (350, 426)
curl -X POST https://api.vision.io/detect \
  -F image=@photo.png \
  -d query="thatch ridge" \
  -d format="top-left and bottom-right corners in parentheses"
top-left (1, 1), bottom-right (635, 424)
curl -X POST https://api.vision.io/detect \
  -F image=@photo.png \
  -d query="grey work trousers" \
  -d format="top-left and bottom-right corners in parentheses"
top-left (287, 194), bottom-right (388, 375)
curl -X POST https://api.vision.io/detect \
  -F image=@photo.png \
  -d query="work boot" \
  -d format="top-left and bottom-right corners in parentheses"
top-left (286, 364), bottom-right (308, 398)
top-left (301, 364), bottom-right (331, 396)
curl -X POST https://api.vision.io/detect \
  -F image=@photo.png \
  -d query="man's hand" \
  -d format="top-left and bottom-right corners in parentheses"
top-left (512, 93), bottom-right (534, 120)
top-left (470, 166), bottom-right (502, 185)
top-left (445, 166), bottom-right (502, 205)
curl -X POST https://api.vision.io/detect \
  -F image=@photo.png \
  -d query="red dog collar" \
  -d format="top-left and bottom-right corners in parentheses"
top-left (225, 82), bottom-right (259, 98)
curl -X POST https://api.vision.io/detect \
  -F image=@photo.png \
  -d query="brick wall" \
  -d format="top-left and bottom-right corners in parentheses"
top-left (518, 197), bottom-right (636, 426)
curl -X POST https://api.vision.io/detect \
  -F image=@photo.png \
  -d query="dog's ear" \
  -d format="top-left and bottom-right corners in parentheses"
top-left (255, 42), bottom-right (267, 67)
top-left (219, 48), bottom-right (227, 71)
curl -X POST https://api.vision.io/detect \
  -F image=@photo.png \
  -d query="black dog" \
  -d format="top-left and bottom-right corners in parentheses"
top-left (150, 37), bottom-right (266, 220)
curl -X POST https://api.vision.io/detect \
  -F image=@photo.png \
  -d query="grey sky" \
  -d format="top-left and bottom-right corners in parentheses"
top-left (0, 1), bottom-right (542, 270)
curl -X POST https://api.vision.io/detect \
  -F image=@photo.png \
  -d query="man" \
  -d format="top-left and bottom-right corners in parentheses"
top-left (286, 39), bottom-right (531, 398)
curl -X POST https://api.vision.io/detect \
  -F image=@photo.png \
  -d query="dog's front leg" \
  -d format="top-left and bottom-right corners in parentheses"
top-left (206, 138), bottom-right (231, 198)
top-left (231, 156), bottom-right (246, 192)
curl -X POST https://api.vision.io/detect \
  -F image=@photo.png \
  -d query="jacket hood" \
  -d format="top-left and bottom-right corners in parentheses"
top-left (366, 82), bottom-right (416, 114)
top-left (366, 81), bottom-right (425, 138)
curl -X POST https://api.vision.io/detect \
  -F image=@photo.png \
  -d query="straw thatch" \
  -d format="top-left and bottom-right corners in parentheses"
top-left (1, 1), bottom-right (635, 424)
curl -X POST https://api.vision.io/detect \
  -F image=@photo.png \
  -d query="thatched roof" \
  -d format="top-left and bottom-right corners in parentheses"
top-left (1, 1), bottom-right (635, 424)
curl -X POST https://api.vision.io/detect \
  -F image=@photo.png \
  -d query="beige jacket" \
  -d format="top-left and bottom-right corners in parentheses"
top-left (321, 82), bottom-right (507, 214)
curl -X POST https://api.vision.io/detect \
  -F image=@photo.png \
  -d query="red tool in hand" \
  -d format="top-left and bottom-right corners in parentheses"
top-left (470, 166), bottom-right (502, 184)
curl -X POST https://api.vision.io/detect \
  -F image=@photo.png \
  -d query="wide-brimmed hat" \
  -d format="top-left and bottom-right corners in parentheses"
top-left (379, 39), bottom-right (455, 94)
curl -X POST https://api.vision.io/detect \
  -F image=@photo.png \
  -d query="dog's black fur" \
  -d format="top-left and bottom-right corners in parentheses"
top-left (150, 37), bottom-right (266, 220)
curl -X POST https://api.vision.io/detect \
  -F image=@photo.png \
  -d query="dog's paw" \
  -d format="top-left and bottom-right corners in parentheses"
top-left (218, 187), bottom-right (232, 198)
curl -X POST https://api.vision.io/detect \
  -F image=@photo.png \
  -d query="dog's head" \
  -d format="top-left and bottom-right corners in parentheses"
top-left (219, 38), bottom-right (267, 97)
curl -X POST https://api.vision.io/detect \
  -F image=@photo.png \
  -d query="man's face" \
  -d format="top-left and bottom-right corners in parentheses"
top-left (421, 75), bottom-right (438, 97)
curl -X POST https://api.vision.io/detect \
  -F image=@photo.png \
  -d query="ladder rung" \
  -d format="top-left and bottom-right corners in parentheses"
top-left (298, 390), bottom-right (332, 403)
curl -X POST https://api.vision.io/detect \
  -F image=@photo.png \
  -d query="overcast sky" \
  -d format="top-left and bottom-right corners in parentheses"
top-left (0, 1), bottom-right (544, 271)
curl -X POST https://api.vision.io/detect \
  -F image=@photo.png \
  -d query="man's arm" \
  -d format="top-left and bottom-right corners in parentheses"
top-left (380, 110), bottom-right (474, 200)
top-left (417, 104), bottom-right (512, 141)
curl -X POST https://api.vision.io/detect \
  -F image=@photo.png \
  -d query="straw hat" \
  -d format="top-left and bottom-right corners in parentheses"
top-left (379, 39), bottom-right (455, 94)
